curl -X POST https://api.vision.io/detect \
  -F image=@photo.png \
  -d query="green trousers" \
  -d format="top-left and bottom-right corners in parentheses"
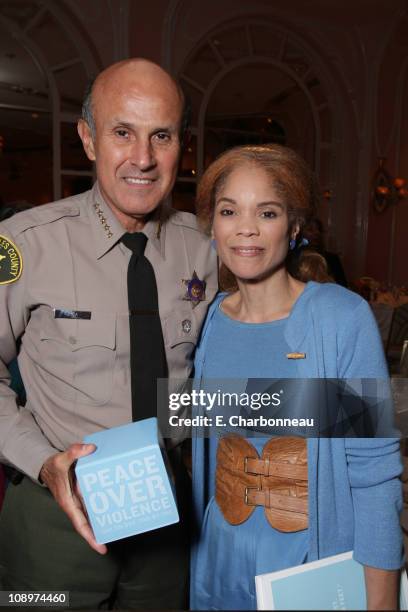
top-left (0, 477), bottom-right (189, 609)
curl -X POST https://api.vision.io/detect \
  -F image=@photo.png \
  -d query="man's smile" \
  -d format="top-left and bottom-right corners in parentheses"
top-left (122, 177), bottom-right (156, 185)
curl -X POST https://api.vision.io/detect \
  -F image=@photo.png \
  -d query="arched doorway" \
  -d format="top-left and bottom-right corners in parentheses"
top-left (0, 0), bottom-right (100, 207)
top-left (172, 18), bottom-right (357, 266)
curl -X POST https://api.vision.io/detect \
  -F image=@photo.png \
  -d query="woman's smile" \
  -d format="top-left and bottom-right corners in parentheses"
top-left (230, 245), bottom-right (265, 256)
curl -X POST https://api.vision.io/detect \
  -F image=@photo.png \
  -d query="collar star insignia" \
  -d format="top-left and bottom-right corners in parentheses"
top-left (93, 202), bottom-right (113, 238)
top-left (182, 271), bottom-right (206, 308)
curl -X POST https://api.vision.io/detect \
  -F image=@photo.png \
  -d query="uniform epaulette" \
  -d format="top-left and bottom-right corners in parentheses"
top-left (0, 197), bottom-right (81, 237)
top-left (168, 209), bottom-right (207, 234)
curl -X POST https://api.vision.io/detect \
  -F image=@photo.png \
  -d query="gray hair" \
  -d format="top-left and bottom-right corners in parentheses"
top-left (81, 78), bottom-right (96, 139)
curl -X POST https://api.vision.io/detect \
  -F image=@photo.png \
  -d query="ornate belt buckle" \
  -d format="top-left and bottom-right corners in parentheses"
top-left (245, 486), bottom-right (260, 506)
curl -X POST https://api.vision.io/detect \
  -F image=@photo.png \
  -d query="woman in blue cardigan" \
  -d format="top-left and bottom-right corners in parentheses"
top-left (190, 144), bottom-right (402, 610)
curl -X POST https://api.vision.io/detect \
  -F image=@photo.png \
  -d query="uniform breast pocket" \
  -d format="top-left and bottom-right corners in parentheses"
top-left (163, 308), bottom-right (199, 380)
top-left (39, 309), bottom-right (116, 405)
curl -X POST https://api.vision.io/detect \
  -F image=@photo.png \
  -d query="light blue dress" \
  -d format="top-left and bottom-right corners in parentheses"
top-left (192, 297), bottom-right (309, 610)
top-left (191, 283), bottom-right (403, 610)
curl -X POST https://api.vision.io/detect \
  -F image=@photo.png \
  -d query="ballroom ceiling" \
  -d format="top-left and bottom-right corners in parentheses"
top-left (0, 0), bottom-right (405, 151)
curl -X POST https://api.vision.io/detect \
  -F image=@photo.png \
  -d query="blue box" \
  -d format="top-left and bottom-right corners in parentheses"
top-left (75, 418), bottom-right (179, 544)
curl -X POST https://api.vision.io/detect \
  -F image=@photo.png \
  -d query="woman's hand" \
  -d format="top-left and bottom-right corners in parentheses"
top-left (364, 565), bottom-right (399, 610)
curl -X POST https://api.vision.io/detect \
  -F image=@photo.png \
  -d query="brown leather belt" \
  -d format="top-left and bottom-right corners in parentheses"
top-left (215, 435), bottom-right (308, 532)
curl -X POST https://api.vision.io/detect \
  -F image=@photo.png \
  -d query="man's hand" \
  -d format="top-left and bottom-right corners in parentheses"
top-left (39, 444), bottom-right (107, 555)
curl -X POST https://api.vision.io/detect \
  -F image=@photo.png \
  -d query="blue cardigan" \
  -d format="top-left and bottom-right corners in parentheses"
top-left (191, 282), bottom-right (403, 571)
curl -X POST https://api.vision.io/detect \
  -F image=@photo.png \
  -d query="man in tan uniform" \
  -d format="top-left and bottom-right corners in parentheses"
top-left (0, 59), bottom-right (217, 608)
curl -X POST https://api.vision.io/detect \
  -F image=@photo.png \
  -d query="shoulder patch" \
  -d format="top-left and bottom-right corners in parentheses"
top-left (0, 235), bottom-right (23, 284)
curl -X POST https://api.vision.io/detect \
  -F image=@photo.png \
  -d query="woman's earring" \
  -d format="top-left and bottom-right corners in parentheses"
top-left (289, 238), bottom-right (296, 250)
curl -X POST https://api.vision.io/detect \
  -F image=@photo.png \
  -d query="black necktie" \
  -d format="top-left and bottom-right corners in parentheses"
top-left (121, 232), bottom-right (167, 421)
